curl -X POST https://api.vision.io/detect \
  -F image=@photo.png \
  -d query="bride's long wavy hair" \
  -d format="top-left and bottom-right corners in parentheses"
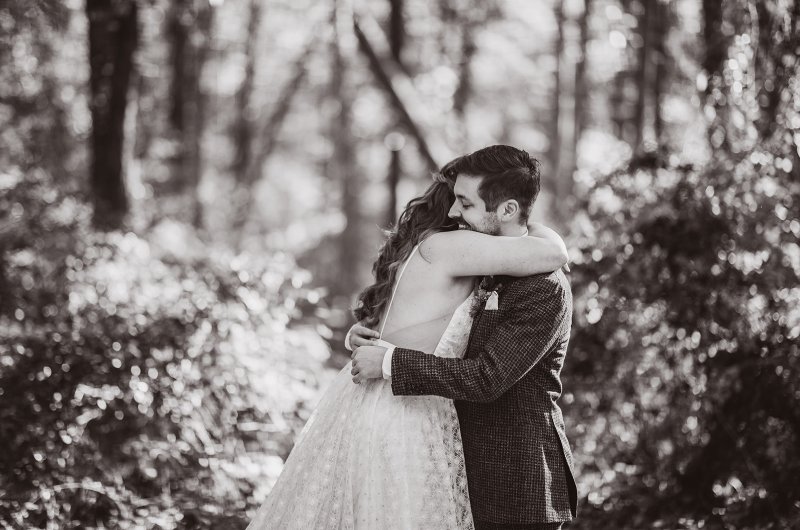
top-left (353, 174), bottom-right (458, 329)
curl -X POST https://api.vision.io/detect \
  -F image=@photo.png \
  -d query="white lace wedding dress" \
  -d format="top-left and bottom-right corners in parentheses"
top-left (247, 244), bottom-right (475, 529)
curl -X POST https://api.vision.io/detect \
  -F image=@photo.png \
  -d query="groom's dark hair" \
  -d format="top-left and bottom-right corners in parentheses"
top-left (440, 145), bottom-right (541, 223)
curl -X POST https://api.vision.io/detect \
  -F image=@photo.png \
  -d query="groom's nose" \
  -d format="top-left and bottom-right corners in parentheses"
top-left (448, 202), bottom-right (459, 218)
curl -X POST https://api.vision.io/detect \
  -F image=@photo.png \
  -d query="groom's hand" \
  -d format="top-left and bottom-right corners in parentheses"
top-left (351, 346), bottom-right (387, 384)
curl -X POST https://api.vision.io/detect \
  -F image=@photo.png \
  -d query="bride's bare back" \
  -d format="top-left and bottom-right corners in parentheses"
top-left (377, 244), bottom-right (473, 354)
top-left (370, 225), bottom-right (569, 353)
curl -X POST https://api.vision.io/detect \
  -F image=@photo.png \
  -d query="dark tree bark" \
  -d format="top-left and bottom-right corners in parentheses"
top-left (653, 2), bottom-right (667, 144)
top-left (188, 2), bottom-right (213, 227)
top-left (753, 0), bottom-right (800, 180)
top-left (610, 0), bottom-right (634, 144)
top-left (232, 0), bottom-right (262, 181)
top-left (573, 0), bottom-right (592, 171)
top-left (547, 1), bottom-right (564, 192)
top-left (701, 0), bottom-right (732, 151)
top-left (548, 0), bottom-right (577, 225)
top-left (86, 0), bottom-right (138, 230)
top-left (0, 216), bottom-right (24, 314)
top-left (0, 254), bottom-right (9, 315)
top-left (385, 0), bottom-right (405, 227)
top-left (228, 6), bottom-right (326, 248)
top-left (166, 0), bottom-right (213, 226)
top-left (754, 1), bottom-right (800, 140)
top-left (633, 0), bottom-right (651, 153)
top-left (232, 36), bottom-right (317, 246)
top-left (332, 0), bottom-right (362, 296)
top-left (386, 147), bottom-right (401, 228)
top-left (547, 1), bottom-right (586, 224)
top-left (701, 0), bottom-right (728, 81)
top-left (389, 0), bottom-right (404, 62)
top-left (453, 23), bottom-right (476, 117)
top-left (167, 0), bottom-right (188, 134)
top-left (610, 70), bottom-right (626, 141)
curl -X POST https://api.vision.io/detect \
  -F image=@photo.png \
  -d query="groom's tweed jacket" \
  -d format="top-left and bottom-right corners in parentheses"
top-left (391, 269), bottom-right (577, 524)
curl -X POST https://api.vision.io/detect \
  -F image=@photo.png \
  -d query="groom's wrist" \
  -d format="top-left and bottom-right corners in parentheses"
top-left (382, 345), bottom-right (396, 379)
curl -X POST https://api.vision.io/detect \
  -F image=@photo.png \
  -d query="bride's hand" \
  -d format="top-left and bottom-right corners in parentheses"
top-left (348, 323), bottom-right (380, 351)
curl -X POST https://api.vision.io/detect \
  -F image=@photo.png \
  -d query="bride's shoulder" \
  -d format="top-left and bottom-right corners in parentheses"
top-left (419, 231), bottom-right (466, 263)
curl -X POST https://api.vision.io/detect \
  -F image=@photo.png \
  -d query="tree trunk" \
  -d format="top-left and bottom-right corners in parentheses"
top-left (166, 0), bottom-right (213, 225)
top-left (0, 254), bottom-right (9, 315)
top-left (547, 2), bottom-right (564, 194)
top-left (633, 0), bottom-right (651, 153)
top-left (550, 1), bottom-right (577, 224)
top-left (453, 22), bottom-right (476, 118)
top-left (232, 0), bottom-right (262, 181)
top-left (451, 17), bottom-right (477, 149)
top-left (610, 0), bottom-right (632, 143)
top-left (167, 0), bottom-right (188, 135)
top-left (386, 147), bottom-right (401, 227)
top-left (187, 1), bottom-right (213, 228)
top-left (389, 0), bottom-right (404, 62)
top-left (385, 0), bottom-right (405, 227)
top-left (86, 0), bottom-right (138, 230)
top-left (332, 0), bottom-right (362, 297)
top-left (754, 1), bottom-right (799, 141)
top-left (232, 38), bottom-right (317, 246)
top-left (572, 0), bottom-right (592, 173)
top-left (0, 217), bottom-right (23, 314)
top-left (701, 0), bottom-right (731, 151)
top-left (610, 71), bottom-right (626, 140)
top-left (653, 3), bottom-right (666, 145)
top-left (701, 0), bottom-right (728, 82)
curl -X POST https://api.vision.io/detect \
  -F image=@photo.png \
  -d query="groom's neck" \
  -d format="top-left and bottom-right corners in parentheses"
top-left (498, 223), bottom-right (528, 237)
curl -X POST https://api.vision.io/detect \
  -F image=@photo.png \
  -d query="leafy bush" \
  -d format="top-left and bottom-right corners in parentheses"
top-left (0, 172), bottom-right (333, 529)
top-left (564, 145), bottom-right (800, 529)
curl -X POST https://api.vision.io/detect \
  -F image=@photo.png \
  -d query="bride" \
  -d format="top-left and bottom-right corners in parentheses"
top-left (247, 165), bottom-right (568, 529)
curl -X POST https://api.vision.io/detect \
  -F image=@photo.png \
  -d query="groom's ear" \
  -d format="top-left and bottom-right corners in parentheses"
top-left (499, 200), bottom-right (520, 221)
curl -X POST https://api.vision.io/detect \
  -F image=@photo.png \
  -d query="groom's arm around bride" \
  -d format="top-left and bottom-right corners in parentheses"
top-left (392, 270), bottom-right (569, 402)
top-left (354, 267), bottom-right (578, 527)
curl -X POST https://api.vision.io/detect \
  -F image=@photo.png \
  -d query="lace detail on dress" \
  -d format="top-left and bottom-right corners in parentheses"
top-left (432, 295), bottom-right (473, 360)
top-left (246, 294), bottom-right (476, 530)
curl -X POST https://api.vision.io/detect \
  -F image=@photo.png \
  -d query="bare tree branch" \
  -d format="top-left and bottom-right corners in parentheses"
top-left (353, 13), bottom-right (450, 169)
top-left (232, 19), bottom-right (325, 248)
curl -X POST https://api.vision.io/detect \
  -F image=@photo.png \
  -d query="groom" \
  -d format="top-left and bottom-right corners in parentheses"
top-left (349, 145), bottom-right (577, 530)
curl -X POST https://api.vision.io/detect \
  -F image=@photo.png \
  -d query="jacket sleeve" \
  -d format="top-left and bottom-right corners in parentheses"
top-left (390, 274), bottom-right (569, 402)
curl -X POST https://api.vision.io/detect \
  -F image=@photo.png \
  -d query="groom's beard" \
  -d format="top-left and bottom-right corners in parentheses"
top-left (455, 220), bottom-right (476, 231)
top-left (453, 217), bottom-right (476, 232)
top-left (453, 216), bottom-right (501, 236)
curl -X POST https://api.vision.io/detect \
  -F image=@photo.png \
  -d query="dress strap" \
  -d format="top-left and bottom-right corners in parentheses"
top-left (378, 243), bottom-right (420, 338)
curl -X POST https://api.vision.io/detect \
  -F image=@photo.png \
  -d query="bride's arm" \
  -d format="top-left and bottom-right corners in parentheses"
top-left (420, 223), bottom-right (568, 277)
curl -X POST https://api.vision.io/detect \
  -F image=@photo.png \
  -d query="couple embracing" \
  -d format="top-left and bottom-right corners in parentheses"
top-left (248, 145), bottom-right (578, 530)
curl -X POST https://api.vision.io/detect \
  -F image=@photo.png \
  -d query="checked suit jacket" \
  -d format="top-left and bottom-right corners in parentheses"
top-left (391, 269), bottom-right (578, 525)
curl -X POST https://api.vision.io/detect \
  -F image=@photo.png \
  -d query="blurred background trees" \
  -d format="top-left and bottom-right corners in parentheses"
top-left (1, 0), bottom-right (798, 528)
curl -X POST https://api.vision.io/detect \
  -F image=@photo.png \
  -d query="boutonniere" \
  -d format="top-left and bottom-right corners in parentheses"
top-left (470, 276), bottom-right (504, 317)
